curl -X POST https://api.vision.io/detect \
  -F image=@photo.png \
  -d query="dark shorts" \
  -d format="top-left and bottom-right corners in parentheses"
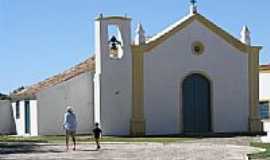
top-left (94, 135), bottom-right (100, 139)
top-left (66, 130), bottom-right (76, 135)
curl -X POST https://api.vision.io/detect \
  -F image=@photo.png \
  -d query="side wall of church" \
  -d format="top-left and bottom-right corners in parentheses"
top-left (144, 20), bottom-right (249, 135)
top-left (37, 72), bottom-right (94, 135)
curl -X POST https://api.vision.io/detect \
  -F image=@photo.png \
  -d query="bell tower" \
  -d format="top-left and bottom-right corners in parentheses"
top-left (94, 14), bottom-right (132, 135)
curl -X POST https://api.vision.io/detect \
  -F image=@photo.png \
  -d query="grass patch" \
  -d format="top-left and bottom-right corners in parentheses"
top-left (97, 136), bottom-right (192, 143)
top-left (249, 142), bottom-right (270, 159)
top-left (0, 135), bottom-right (48, 143)
top-left (0, 135), bottom-right (193, 143)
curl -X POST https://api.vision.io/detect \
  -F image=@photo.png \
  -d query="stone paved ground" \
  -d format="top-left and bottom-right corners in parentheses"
top-left (0, 137), bottom-right (262, 160)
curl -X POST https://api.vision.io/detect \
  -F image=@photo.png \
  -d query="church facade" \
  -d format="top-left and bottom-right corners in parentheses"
top-left (11, 4), bottom-right (262, 136)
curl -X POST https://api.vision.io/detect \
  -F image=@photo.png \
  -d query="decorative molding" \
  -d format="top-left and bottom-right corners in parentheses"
top-left (145, 15), bottom-right (195, 52)
top-left (143, 13), bottom-right (262, 54)
top-left (191, 41), bottom-right (205, 56)
top-left (248, 47), bottom-right (262, 132)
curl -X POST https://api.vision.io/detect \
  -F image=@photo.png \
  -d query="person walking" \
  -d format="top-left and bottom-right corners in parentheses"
top-left (93, 122), bottom-right (102, 150)
top-left (63, 106), bottom-right (77, 151)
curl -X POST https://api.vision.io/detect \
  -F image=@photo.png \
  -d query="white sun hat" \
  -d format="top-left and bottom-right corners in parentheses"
top-left (66, 106), bottom-right (73, 112)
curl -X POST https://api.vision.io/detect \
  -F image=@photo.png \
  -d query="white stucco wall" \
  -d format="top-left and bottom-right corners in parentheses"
top-left (0, 100), bottom-right (15, 134)
top-left (144, 20), bottom-right (249, 135)
top-left (37, 72), bottom-right (94, 135)
top-left (30, 100), bottom-right (38, 136)
top-left (260, 72), bottom-right (270, 101)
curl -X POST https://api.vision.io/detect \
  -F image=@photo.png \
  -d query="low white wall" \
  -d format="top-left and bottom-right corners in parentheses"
top-left (0, 100), bottom-right (15, 134)
top-left (261, 120), bottom-right (270, 143)
top-left (37, 72), bottom-right (94, 135)
top-left (260, 72), bottom-right (270, 101)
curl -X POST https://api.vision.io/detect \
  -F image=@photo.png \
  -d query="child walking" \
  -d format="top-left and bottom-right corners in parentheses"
top-left (93, 122), bottom-right (102, 150)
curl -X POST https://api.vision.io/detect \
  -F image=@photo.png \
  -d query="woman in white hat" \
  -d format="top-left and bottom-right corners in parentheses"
top-left (63, 106), bottom-right (77, 151)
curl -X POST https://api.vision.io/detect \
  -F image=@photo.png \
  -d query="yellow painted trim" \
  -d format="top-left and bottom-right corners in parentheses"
top-left (195, 15), bottom-right (262, 54)
top-left (248, 46), bottom-right (262, 132)
top-left (144, 13), bottom-right (262, 54)
top-left (260, 70), bottom-right (270, 73)
top-left (130, 45), bottom-right (145, 136)
top-left (145, 15), bottom-right (196, 52)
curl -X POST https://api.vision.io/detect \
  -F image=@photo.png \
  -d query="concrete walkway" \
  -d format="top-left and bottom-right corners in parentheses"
top-left (0, 137), bottom-right (261, 160)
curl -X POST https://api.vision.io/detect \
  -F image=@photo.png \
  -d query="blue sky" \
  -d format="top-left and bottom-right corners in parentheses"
top-left (0, 0), bottom-right (269, 94)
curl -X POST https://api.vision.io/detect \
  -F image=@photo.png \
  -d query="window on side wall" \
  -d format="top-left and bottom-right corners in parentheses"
top-left (259, 101), bottom-right (270, 119)
top-left (16, 101), bottom-right (20, 119)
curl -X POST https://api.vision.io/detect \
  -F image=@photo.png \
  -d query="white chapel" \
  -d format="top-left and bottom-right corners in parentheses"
top-left (10, 1), bottom-right (263, 136)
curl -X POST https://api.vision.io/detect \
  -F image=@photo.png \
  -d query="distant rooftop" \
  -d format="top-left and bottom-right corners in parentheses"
top-left (260, 64), bottom-right (270, 72)
top-left (0, 93), bottom-right (10, 100)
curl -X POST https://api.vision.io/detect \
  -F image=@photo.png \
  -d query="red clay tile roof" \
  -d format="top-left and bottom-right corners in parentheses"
top-left (13, 56), bottom-right (95, 99)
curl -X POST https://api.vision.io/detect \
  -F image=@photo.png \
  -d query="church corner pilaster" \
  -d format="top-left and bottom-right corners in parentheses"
top-left (130, 45), bottom-right (145, 136)
top-left (130, 118), bottom-right (145, 136)
top-left (248, 46), bottom-right (262, 133)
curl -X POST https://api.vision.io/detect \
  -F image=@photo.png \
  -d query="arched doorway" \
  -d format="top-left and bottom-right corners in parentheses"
top-left (182, 73), bottom-right (211, 133)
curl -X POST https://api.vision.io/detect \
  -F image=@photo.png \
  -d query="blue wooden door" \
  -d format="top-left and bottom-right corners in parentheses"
top-left (25, 101), bottom-right (31, 134)
top-left (183, 74), bottom-right (211, 133)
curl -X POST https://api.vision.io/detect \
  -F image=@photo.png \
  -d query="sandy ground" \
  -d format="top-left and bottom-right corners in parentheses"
top-left (0, 137), bottom-right (262, 160)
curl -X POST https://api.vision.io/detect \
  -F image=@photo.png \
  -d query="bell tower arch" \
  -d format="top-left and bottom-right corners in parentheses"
top-left (94, 14), bottom-right (132, 135)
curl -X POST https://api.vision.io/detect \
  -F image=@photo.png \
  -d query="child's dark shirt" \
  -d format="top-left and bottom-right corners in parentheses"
top-left (93, 127), bottom-right (102, 138)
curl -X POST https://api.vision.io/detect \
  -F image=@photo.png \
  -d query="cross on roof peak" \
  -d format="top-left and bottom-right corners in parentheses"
top-left (190, 0), bottom-right (197, 6)
top-left (189, 0), bottom-right (198, 14)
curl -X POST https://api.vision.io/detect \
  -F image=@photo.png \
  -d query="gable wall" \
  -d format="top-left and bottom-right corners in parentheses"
top-left (37, 71), bottom-right (94, 135)
top-left (144, 20), bottom-right (249, 135)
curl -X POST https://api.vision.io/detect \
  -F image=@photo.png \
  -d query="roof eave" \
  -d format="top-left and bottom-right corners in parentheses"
top-left (143, 13), bottom-right (263, 54)
top-left (10, 94), bottom-right (37, 102)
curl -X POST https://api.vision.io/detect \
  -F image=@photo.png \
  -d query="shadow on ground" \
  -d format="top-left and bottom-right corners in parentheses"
top-left (0, 143), bottom-right (63, 155)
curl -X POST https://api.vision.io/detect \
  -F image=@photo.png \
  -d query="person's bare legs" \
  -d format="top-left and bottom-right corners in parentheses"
top-left (95, 138), bottom-right (100, 149)
top-left (71, 133), bottom-right (76, 151)
top-left (65, 132), bottom-right (70, 151)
